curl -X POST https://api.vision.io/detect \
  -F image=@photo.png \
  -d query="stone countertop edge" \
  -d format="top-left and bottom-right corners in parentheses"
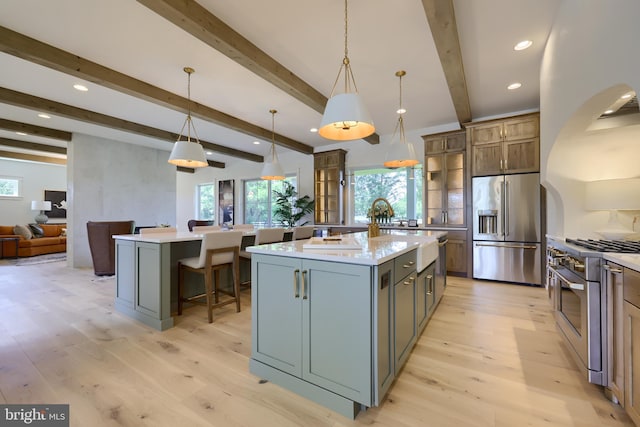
top-left (604, 253), bottom-right (640, 271)
top-left (247, 230), bottom-right (446, 266)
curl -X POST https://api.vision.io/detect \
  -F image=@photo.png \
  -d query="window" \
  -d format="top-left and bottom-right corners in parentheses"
top-left (0, 176), bottom-right (22, 199)
top-left (351, 166), bottom-right (423, 224)
top-left (196, 183), bottom-right (215, 220)
top-left (244, 177), bottom-right (297, 226)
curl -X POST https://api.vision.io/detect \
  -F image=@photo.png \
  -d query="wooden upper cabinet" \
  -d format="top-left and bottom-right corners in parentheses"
top-left (467, 113), bottom-right (539, 176)
top-left (314, 149), bottom-right (346, 225)
top-left (423, 130), bottom-right (466, 154)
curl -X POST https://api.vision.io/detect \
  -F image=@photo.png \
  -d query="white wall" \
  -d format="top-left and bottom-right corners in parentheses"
top-left (540, 0), bottom-right (640, 238)
top-left (0, 158), bottom-right (66, 225)
top-left (69, 134), bottom-right (176, 268)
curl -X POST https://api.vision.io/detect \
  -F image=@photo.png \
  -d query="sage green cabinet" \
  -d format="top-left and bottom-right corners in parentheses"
top-left (251, 254), bottom-right (373, 406)
top-left (250, 248), bottom-right (424, 419)
top-left (416, 261), bottom-right (436, 333)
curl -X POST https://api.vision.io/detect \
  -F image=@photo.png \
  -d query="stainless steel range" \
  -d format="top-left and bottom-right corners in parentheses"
top-left (547, 237), bottom-right (640, 386)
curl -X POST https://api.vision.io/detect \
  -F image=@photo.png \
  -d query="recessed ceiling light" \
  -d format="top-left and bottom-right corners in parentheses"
top-left (507, 82), bottom-right (522, 90)
top-left (396, 108), bottom-right (407, 114)
top-left (309, 128), bottom-right (318, 133)
top-left (16, 132), bottom-right (28, 136)
top-left (514, 40), bottom-right (533, 51)
top-left (621, 93), bottom-right (634, 100)
top-left (38, 113), bottom-right (51, 119)
top-left (604, 109), bottom-right (615, 115)
top-left (73, 84), bottom-right (88, 91)
top-left (253, 140), bottom-right (261, 145)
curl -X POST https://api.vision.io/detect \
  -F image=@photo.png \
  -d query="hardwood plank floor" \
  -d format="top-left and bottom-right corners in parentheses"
top-left (0, 259), bottom-right (634, 426)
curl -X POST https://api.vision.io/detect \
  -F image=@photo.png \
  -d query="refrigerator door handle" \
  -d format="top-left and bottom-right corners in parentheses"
top-left (500, 180), bottom-right (505, 238)
top-left (505, 180), bottom-right (510, 237)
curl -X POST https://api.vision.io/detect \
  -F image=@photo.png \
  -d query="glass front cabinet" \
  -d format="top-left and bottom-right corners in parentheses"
top-left (314, 149), bottom-right (346, 225)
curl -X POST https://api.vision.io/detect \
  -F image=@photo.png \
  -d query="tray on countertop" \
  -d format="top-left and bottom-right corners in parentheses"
top-left (302, 237), bottom-right (361, 250)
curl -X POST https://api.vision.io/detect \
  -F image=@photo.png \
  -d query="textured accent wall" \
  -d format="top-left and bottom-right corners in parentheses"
top-left (68, 134), bottom-right (176, 268)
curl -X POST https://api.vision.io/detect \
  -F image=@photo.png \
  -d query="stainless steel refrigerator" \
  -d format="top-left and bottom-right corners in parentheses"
top-left (472, 173), bottom-right (541, 285)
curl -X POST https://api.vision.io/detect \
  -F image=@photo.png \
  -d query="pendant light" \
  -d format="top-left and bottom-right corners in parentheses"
top-left (168, 67), bottom-right (208, 168)
top-left (319, 0), bottom-right (375, 141)
top-left (261, 109), bottom-right (285, 180)
top-left (383, 70), bottom-right (419, 169)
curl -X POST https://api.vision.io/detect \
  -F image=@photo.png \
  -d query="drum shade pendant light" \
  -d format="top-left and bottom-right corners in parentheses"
top-left (261, 109), bottom-right (285, 180)
top-left (319, 0), bottom-right (375, 141)
top-left (168, 67), bottom-right (208, 168)
top-left (383, 70), bottom-right (419, 168)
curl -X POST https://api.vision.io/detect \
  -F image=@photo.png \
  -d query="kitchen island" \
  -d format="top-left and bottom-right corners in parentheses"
top-left (247, 230), bottom-right (445, 419)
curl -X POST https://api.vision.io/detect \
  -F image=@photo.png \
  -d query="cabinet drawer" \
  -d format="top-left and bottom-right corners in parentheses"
top-left (394, 250), bottom-right (416, 283)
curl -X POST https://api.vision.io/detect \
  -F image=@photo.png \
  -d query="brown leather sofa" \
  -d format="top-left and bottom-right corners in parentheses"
top-left (0, 224), bottom-right (66, 257)
top-left (87, 220), bottom-right (135, 276)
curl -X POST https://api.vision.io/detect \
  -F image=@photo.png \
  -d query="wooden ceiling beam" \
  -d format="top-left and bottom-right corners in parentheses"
top-left (421, 0), bottom-right (472, 125)
top-left (0, 25), bottom-right (313, 154)
top-left (0, 149), bottom-right (66, 165)
top-left (0, 136), bottom-right (67, 155)
top-left (0, 118), bottom-right (72, 141)
top-left (136, 0), bottom-right (380, 145)
top-left (0, 87), bottom-right (275, 166)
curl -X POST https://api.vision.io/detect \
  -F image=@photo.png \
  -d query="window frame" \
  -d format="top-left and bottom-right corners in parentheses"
top-left (196, 182), bottom-right (215, 221)
top-left (243, 176), bottom-right (297, 227)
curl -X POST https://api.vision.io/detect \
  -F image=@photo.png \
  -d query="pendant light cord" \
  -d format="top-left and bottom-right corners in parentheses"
top-left (270, 109), bottom-right (278, 160)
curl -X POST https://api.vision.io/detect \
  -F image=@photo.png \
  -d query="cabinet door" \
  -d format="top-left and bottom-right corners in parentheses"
top-left (472, 142), bottom-right (503, 176)
top-left (302, 260), bottom-right (372, 404)
top-left (445, 132), bottom-right (466, 151)
top-left (446, 230), bottom-right (467, 276)
top-left (115, 239), bottom-right (135, 310)
top-left (624, 300), bottom-right (640, 425)
top-left (503, 116), bottom-right (539, 141)
top-left (607, 263), bottom-right (624, 404)
top-left (394, 271), bottom-right (416, 373)
top-left (470, 123), bottom-right (503, 144)
top-left (445, 152), bottom-right (465, 226)
top-left (426, 154), bottom-right (445, 225)
top-left (424, 136), bottom-right (445, 153)
top-left (375, 261), bottom-right (394, 405)
top-left (504, 138), bottom-right (539, 173)
top-left (252, 256), bottom-right (303, 376)
top-left (416, 263), bottom-right (435, 332)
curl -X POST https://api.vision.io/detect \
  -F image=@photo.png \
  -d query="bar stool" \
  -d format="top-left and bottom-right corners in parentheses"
top-left (192, 225), bottom-right (222, 233)
top-left (139, 227), bottom-right (177, 234)
top-left (177, 230), bottom-right (243, 323)
top-left (239, 227), bottom-right (285, 288)
top-left (292, 225), bottom-right (315, 240)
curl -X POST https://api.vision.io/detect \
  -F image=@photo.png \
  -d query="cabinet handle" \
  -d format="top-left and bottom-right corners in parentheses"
top-left (302, 270), bottom-right (308, 299)
top-left (603, 264), bottom-right (623, 274)
top-left (293, 269), bottom-right (300, 298)
top-left (426, 275), bottom-right (433, 295)
top-left (403, 276), bottom-right (415, 286)
top-left (403, 261), bottom-right (415, 268)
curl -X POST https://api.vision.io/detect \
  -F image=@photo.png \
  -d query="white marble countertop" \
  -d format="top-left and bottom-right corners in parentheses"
top-left (604, 253), bottom-right (640, 271)
top-left (113, 232), bottom-right (204, 243)
top-left (247, 230), bottom-right (446, 266)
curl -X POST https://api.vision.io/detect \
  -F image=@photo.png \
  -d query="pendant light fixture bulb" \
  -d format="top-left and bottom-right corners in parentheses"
top-left (384, 70), bottom-right (419, 169)
top-left (261, 109), bottom-right (285, 180)
top-left (319, 0), bottom-right (375, 141)
top-left (168, 67), bottom-right (208, 168)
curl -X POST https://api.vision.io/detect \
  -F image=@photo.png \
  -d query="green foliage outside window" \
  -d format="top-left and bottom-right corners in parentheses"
top-left (197, 183), bottom-right (215, 220)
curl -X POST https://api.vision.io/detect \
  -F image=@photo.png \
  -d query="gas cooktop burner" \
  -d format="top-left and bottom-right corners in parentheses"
top-left (566, 238), bottom-right (640, 253)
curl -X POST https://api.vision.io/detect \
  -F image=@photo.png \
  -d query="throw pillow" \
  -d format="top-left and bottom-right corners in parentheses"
top-left (29, 223), bottom-right (44, 238)
top-left (13, 224), bottom-right (33, 240)
top-left (41, 224), bottom-right (60, 237)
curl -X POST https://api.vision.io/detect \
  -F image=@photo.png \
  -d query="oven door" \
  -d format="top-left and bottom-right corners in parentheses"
top-left (546, 263), bottom-right (558, 310)
top-left (553, 267), bottom-right (602, 378)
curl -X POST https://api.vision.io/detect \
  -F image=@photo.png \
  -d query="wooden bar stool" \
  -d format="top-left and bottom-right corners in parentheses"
top-left (177, 230), bottom-right (243, 323)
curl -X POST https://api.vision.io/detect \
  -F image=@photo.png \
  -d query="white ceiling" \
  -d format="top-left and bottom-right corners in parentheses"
top-left (0, 0), bottom-right (561, 166)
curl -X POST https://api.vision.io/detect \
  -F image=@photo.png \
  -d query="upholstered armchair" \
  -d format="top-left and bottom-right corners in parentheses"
top-left (87, 220), bottom-right (135, 276)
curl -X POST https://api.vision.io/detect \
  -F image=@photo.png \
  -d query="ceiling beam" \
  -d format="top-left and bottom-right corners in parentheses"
top-left (0, 118), bottom-right (72, 141)
top-left (0, 25), bottom-right (313, 154)
top-left (136, 0), bottom-right (380, 145)
top-left (0, 87), bottom-right (271, 166)
top-left (0, 149), bottom-right (66, 165)
top-left (421, 0), bottom-right (472, 125)
top-left (0, 136), bottom-right (67, 155)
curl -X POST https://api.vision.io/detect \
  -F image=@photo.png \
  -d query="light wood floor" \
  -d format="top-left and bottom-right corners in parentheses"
top-left (0, 259), bottom-right (634, 427)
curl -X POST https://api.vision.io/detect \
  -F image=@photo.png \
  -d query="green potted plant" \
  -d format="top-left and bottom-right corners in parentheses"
top-left (272, 182), bottom-right (314, 228)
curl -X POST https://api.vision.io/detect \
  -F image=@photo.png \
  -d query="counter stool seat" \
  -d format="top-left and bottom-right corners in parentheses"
top-left (177, 230), bottom-right (243, 323)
